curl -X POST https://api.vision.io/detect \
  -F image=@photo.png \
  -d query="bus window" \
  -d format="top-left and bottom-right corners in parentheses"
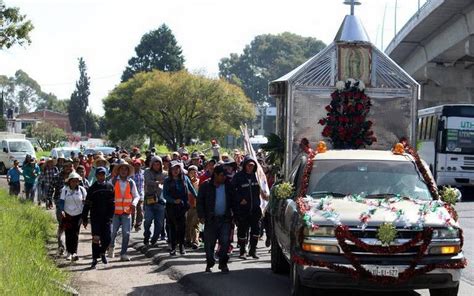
top-left (419, 117), bottom-right (426, 140)
top-left (430, 117), bottom-right (438, 139)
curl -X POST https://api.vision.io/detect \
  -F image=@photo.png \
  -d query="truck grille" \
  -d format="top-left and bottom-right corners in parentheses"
top-left (346, 228), bottom-right (422, 255)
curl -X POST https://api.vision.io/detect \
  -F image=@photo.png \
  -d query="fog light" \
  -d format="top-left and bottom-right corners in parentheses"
top-left (429, 245), bottom-right (460, 255)
top-left (301, 243), bottom-right (339, 254)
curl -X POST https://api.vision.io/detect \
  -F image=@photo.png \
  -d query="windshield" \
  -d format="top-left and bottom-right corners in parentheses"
top-left (307, 160), bottom-right (432, 201)
top-left (8, 141), bottom-right (34, 154)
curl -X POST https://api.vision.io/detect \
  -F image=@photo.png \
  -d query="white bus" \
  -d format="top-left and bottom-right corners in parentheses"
top-left (418, 104), bottom-right (474, 188)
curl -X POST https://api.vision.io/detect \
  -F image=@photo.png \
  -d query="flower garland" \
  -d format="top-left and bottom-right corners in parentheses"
top-left (273, 182), bottom-right (294, 200)
top-left (319, 79), bottom-right (376, 149)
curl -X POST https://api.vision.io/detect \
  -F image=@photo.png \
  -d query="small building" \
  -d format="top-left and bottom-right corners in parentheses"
top-left (8, 110), bottom-right (72, 134)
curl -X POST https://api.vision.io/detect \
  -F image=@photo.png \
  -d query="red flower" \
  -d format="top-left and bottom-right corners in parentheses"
top-left (355, 139), bottom-right (364, 146)
top-left (325, 105), bottom-right (332, 112)
top-left (331, 92), bottom-right (338, 99)
top-left (322, 126), bottom-right (331, 137)
top-left (356, 103), bottom-right (364, 111)
top-left (354, 92), bottom-right (361, 99)
top-left (318, 119), bottom-right (326, 125)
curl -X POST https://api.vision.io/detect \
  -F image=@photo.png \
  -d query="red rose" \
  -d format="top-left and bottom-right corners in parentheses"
top-left (354, 92), bottom-right (361, 99)
top-left (325, 105), bottom-right (332, 112)
top-left (356, 103), bottom-right (364, 111)
top-left (318, 119), bottom-right (326, 125)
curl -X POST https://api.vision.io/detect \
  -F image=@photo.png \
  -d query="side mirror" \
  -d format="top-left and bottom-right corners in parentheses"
top-left (2, 147), bottom-right (7, 153)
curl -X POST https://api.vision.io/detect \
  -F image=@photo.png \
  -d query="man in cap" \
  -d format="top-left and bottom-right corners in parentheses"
top-left (108, 159), bottom-right (140, 261)
top-left (187, 151), bottom-right (203, 172)
top-left (82, 167), bottom-right (115, 269)
top-left (48, 158), bottom-right (74, 256)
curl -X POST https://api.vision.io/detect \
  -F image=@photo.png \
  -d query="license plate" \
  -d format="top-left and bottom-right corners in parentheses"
top-left (366, 266), bottom-right (399, 278)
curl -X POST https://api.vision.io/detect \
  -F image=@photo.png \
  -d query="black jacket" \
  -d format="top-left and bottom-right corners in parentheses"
top-left (82, 181), bottom-right (115, 224)
top-left (197, 179), bottom-right (234, 223)
top-left (231, 156), bottom-right (260, 217)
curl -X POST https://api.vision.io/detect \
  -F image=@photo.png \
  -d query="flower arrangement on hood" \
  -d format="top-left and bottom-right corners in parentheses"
top-left (319, 78), bottom-right (376, 149)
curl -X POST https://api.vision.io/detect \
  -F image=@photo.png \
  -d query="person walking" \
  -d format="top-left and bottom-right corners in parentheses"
top-left (59, 172), bottom-right (87, 261)
top-left (163, 161), bottom-right (197, 256)
top-left (197, 165), bottom-right (234, 273)
top-left (232, 156), bottom-right (262, 259)
top-left (132, 159), bottom-right (145, 231)
top-left (76, 165), bottom-right (90, 189)
top-left (185, 165), bottom-right (200, 249)
top-left (48, 160), bottom-right (74, 256)
top-left (143, 156), bottom-right (167, 246)
top-left (108, 159), bottom-right (140, 261)
top-left (88, 153), bottom-right (110, 185)
top-left (22, 157), bottom-right (40, 201)
top-left (39, 158), bottom-right (59, 208)
top-left (82, 167), bottom-right (115, 269)
top-left (7, 160), bottom-right (22, 196)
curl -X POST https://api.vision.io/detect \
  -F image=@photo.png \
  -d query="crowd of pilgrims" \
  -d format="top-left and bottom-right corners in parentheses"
top-left (10, 143), bottom-right (275, 272)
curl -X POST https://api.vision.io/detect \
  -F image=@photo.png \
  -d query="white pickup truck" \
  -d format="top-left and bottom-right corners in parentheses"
top-left (0, 132), bottom-right (36, 174)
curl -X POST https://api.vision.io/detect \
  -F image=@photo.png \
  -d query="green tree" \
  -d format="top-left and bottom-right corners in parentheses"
top-left (121, 24), bottom-right (185, 82)
top-left (84, 111), bottom-right (105, 138)
top-left (219, 32), bottom-right (326, 104)
top-left (105, 70), bottom-right (255, 150)
top-left (0, 70), bottom-right (67, 113)
top-left (28, 121), bottom-right (67, 151)
top-left (68, 57), bottom-right (90, 134)
top-left (0, 0), bottom-right (34, 49)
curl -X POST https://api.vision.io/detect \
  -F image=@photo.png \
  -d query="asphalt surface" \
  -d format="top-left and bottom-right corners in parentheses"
top-left (1, 175), bottom-right (473, 296)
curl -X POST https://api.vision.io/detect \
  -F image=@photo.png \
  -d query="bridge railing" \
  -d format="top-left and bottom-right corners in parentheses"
top-left (385, 0), bottom-right (443, 55)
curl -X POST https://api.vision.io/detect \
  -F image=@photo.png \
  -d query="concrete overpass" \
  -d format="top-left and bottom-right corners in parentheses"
top-left (385, 0), bottom-right (474, 109)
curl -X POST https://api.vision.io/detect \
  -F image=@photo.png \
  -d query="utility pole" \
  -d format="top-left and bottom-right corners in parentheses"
top-left (394, 0), bottom-right (398, 37)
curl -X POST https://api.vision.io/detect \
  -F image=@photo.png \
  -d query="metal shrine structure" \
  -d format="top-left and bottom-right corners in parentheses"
top-left (269, 1), bottom-right (420, 178)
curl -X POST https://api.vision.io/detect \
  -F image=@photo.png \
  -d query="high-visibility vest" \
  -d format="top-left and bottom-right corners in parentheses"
top-left (114, 180), bottom-right (133, 215)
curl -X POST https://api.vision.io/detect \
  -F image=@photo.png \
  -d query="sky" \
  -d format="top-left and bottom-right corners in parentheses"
top-left (0, 0), bottom-right (426, 115)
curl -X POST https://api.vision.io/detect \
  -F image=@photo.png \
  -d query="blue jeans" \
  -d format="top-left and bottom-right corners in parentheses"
top-left (204, 217), bottom-right (232, 265)
top-left (24, 183), bottom-right (35, 202)
top-left (111, 214), bottom-right (131, 255)
top-left (143, 203), bottom-right (165, 243)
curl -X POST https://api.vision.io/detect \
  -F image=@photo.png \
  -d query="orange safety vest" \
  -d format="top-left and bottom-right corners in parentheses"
top-left (114, 180), bottom-right (133, 215)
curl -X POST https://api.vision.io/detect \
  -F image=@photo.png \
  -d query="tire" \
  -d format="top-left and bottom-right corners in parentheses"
top-left (0, 162), bottom-right (6, 175)
top-left (429, 284), bottom-right (459, 296)
top-left (271, 229), bottom-right (290, 274)
top-left (290, 261), bottom-right (313, 296)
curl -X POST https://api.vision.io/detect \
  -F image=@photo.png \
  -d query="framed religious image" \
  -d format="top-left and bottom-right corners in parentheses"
top-left (338, 44), bottom-right (372, 86)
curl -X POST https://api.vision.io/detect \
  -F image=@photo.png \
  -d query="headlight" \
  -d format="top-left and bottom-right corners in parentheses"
top-left (432, 228), bottom-right (459, 239)
top-left (301, 243), bottom-right (339, 254)
top-left (304, 226), bottom-right (335, 237)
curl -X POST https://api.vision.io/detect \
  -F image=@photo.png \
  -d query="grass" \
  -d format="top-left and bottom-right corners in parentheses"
top-left (0, 190), bottom-right (68, 295)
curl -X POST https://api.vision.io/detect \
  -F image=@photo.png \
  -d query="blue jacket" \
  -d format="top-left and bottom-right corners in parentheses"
top-left (163, 175), bottom-right (197, 208)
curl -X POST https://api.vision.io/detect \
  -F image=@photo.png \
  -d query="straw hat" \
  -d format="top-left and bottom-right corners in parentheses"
top-left (93, 155), bottom-right (110, 168)
top-left (112, 159), bottom-right (135, 177)
top-left (66, 171), bottom-right (82, 182)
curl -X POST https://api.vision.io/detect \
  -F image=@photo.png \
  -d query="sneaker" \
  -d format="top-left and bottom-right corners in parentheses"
top-left (101, 254), bottom-right (108, 264)
top-left (169, 249), bottom-right (176, 256)
top-left (160, 236), bottom-right (167, 241)
top-left (72, 254), bottom-right (79, 261)
top-left (66, 253), bottom-right (72, 261)
top-left (120, 254), bottom-right (130, 261)
top-left (90, 259), bottom-right (98, 269)
top-left (218, 262), bottom-right (229, 273)
top-left (107, 247), bottom-right (115, 258)
top-left (248, 252), bottom-right (260, 259)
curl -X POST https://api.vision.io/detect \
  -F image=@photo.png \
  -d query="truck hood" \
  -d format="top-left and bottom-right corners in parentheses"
top-left (306, 197), bottom-right (458, 229)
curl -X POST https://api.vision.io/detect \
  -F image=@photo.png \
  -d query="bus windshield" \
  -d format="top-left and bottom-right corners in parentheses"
top-left (445, 129), bottom-right (474, 153)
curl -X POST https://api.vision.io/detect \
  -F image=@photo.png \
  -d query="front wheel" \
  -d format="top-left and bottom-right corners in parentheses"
top-left (290, 261), bottom-right (313, 296)
top-left (271, 227), bottom-right (290, 274)
top-left (429, 284), bottom-right (459, 296)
